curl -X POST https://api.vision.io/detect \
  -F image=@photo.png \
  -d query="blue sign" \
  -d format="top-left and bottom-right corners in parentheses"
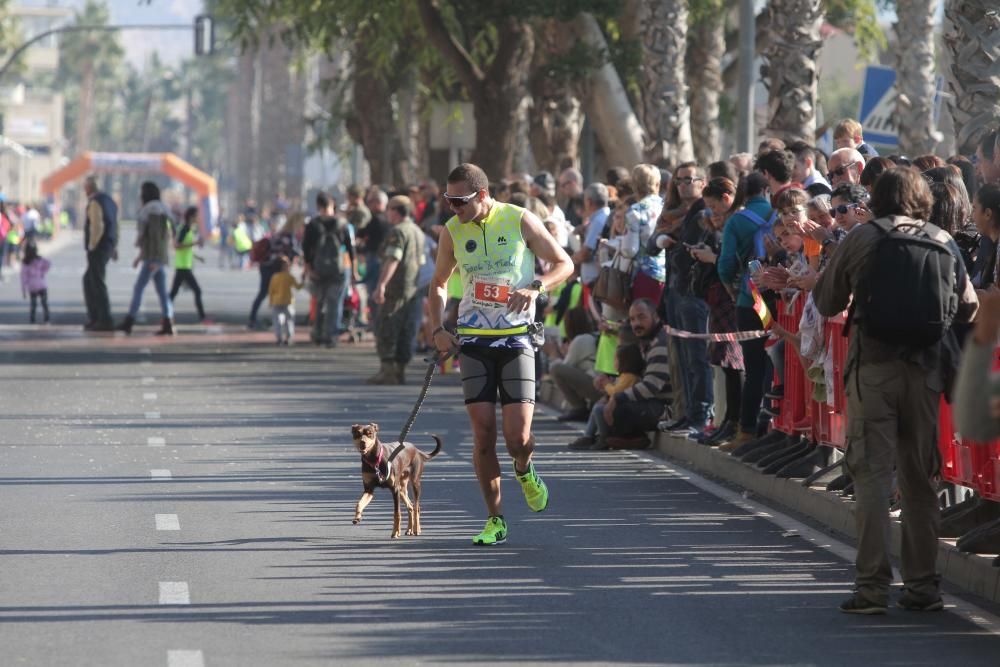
top-left (858, 65), bottom-right (943, 148)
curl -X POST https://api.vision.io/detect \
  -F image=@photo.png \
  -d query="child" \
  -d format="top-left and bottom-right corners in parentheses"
top-left (573, 343), bottom-right (644, 449)
top-left (20, 240), bottom-right (50, 324)
top-left (268, 256), bottom-right (303, 345)
top-left (169, 206), bottom-right (208, 323)
top-left (833, 118), bottom-right (879, 159)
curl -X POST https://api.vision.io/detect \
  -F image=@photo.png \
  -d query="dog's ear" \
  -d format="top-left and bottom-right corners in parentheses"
top-left (372, 423), bottom-right (379, 433)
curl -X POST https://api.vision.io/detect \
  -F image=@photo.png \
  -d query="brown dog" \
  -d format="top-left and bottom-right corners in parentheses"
top-left (351, 423), bottom-right (443, 538)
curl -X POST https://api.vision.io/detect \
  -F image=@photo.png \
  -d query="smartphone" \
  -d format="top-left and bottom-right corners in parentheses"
top-left (747, 259), bottom-right (764, 275)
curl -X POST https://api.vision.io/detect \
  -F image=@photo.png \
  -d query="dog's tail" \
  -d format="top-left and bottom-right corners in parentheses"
top-left (419, 434), bottom-right (443, 461)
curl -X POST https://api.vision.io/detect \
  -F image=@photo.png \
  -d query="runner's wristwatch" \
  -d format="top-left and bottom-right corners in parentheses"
top-left (529, 279), bottom-right (545, 294)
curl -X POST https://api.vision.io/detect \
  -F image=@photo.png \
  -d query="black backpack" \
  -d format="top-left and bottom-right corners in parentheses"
top-left (852, 217), bottom-right (959, 347)
top-left (313, 219), bottom-right (346, 280)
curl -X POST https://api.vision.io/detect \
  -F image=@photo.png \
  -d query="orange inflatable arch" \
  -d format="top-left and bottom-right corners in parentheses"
top-left (41, 152), bottom-right (218, 235)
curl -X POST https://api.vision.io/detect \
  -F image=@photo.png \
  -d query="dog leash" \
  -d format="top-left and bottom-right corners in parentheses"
top-left (387, 348), bottom-right (457, 462)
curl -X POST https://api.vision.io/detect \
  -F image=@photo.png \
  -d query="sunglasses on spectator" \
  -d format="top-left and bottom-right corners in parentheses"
top-left (834, 203), bottom-right (862, 216)
top-left (675, 177), bottom-right (704, 185)
top-left (827, 161), bottom-right (860, 181)
top-left (443, 191), bottom-right (481, 206)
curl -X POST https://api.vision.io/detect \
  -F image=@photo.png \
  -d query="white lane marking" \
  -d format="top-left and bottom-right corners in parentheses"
top-left (145, 411), bottom-right (161, 420)
top-left (139, 347), bottom-right (152, 355)
top-left (155, 514), bottom-right (180, 531)
top-left (148, 436), bottom-right (166, 447)
top-left (141, 360), bottom-right (154, 368)
top-left (635, 453), bottom-right (1000, 637)
top-left (207, 326), bottom-right (223, 335)
top-left (167, 650), bottom-right (204, 667)
top-left (142, 377), bottom-right (155, 385)
top-left (150, 469), bottom-right (172, 479)
top-left (144, 392), bottom-right (158, 401)
top-left (159, 581), bottom-right (190, 605)
top-left (167, 651), bottom-right (204, 667)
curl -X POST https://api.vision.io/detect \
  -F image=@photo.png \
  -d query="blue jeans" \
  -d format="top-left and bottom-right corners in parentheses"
top-left (313, 272), bottom-right (349, 342)
top-left (677, 294), bottom-right (714, 427)
top-left (128, 261), bottom-right (173, 320)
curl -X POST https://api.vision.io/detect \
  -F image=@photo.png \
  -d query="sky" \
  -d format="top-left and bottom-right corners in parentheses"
top-left (21, 0), bottom-right (202, 67)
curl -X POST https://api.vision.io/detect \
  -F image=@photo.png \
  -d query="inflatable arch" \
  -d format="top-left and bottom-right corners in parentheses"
top-left (41, 152), bottom-right (218, 236)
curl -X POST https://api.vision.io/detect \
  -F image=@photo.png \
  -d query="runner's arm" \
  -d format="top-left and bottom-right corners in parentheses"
top-left (427, 227), bottom-right (457, 332)
top-left (521, 210), bottom-right (573, 292)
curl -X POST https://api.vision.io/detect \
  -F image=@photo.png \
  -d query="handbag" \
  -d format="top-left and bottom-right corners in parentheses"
top-left (593, 253), bottom-right (632, 311)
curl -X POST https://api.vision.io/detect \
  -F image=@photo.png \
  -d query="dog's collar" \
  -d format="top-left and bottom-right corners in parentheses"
top-left (362, 445), bottom-right (390, 483)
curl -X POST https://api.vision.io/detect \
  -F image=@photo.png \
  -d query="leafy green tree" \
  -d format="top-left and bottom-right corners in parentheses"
top-left (216, 0), bottom-right (623, 181)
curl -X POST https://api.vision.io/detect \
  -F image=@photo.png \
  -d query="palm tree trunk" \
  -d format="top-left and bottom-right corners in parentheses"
top-left (762, 0), bottom-right (823, 144)
top-left (687, 13), bottom-right (725, 167)
top-left (942, 0), bottom-right (1000, 154)
top-left (637, 0), bottom-right (694, 165)
top-left (235, 49), bottom-right (256, 207)
top-left (895, 0), bottom-right (941, 156)
top-left (76, 60), bottom-right (95, 154)
top-left (528, 18), bottom-right (585, 174)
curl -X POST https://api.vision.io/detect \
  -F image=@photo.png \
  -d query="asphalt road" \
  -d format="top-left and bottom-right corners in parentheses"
top-left (0, 228), bottom-right (997, 666)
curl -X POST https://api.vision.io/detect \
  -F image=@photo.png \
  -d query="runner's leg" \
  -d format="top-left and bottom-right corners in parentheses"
top-left (466, 402), bottom-right (502, 516)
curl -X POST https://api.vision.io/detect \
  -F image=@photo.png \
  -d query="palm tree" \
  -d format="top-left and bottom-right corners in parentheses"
top-left (942, 0), bottom-right (1000, 154)
top-left (637, 0), bottom-right (694, 165)
top-left (58, 0), bottom-right (123, 156)
top-left (894, 0), bottom-right (940, 156)
top-left (527, 18), bottom-right (586, 174)
top-left (687, 1), bottom-right (726, 166)
top-left (761, 0), bottom-right (823, 144)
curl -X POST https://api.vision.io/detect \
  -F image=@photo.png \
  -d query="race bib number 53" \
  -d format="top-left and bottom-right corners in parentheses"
top-left (474, 281), bottom-right (511, 304)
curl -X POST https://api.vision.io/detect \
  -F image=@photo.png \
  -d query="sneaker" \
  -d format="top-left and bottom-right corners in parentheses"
top-left (896, 589), bottom-right (944, 611)
top-left (515, 461), bottom-right (549, 512)
top-left (839, 592), bottom-right (888, 615)
top-left (657, 417), bottom-right (690, 433)
top-left (473, 516), bottom-right (508, 545)
top-left (568, 435), bottom-right (597, 450)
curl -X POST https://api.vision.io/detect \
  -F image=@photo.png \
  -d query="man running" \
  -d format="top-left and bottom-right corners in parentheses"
top-left (428, 163), bottom-right (573, 546)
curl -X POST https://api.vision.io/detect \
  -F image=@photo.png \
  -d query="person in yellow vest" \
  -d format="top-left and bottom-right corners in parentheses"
top-left (169, 206), bottom-right (208, 323)
top-left (232, 217), bottom-right (253, 269)
top-left (427, 163), bottom-right (574, 546)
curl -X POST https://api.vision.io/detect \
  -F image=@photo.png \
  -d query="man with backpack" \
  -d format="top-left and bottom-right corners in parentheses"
top-left (815, 167), bottom-right (979, 616)
top-left (303, 192), bottom-right (355, 347)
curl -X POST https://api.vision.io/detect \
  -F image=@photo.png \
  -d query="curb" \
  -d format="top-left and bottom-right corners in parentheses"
top-left (652, 430), bottom-right (1000, 605)
top-left (538, 379), bottom-right (1000, 605)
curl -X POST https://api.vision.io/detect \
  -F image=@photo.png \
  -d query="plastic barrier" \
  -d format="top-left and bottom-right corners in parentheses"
top-left (823, 314), bottom-right (849, 450)
top-left (935, 346), bottom-right (1000, 501)
top-left (693, 289), bottom-right (1000, 500)
top-left (772, 297), bottom-right (808, 435)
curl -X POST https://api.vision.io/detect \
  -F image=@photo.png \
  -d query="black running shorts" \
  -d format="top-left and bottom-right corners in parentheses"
top-left (459, 345), bottom-right (536, 405)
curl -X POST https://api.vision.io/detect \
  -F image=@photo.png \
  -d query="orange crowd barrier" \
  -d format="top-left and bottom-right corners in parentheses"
top-left (771, 297), bottom-right (808, 436)
top-left (785, 305), bottom-right (1000, 500)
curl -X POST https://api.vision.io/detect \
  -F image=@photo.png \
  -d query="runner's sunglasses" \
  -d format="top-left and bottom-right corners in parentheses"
top-left (444, 191), bottom-right (481, 206)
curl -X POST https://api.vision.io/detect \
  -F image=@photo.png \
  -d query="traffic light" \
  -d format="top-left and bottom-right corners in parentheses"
top-left (194, 14), bottom-right (215, 56)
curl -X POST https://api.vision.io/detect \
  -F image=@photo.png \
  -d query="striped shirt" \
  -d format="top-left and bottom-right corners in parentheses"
top-left (619, 325), bottom-right (672, 402)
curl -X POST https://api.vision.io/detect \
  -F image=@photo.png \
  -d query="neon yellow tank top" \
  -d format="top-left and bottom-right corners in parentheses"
top-left (445, 202), bottom-right (535, 336)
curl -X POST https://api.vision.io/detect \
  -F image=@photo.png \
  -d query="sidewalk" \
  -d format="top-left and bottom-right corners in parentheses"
top-left (539, 378), bottom-right (1000, 605)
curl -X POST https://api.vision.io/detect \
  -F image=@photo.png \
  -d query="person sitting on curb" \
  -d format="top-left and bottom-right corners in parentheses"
top-left (569, 343), bottom-right (644, 450)
top-left (568, 298), bottom-right (671, 450)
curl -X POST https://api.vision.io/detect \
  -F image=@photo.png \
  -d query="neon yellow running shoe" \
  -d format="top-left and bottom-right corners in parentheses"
top-left (473, 516), bottom-right (508, 546)
top-left (515, 461), bottom-right (549, 512)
